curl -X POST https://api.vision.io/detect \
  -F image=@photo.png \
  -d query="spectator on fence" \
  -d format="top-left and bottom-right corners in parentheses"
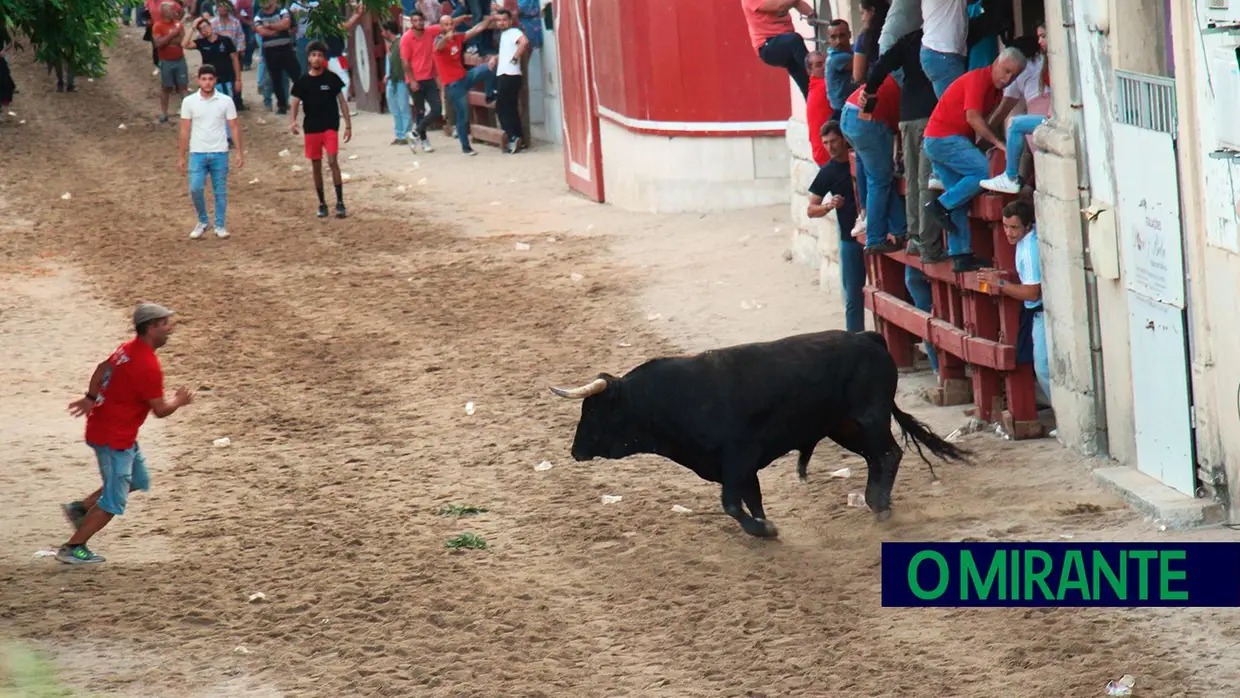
top-left (919, 0), bottom-right (967, 97)
top-left (435, 13), bottom-right (496, 156)
top-left (517, 0), bottom-right (542, 50)
top-left (922, 47), bottom-right (1025, 272)
top-left (807, 121), bottom-right (866, 333)
top-left (739, 0), bottom-right (817, 100)
top-left (864, 27), bottom-right (944, 263)
top-left (981, 27), bottom-right (1049, 194)
top-left (824, 20), bottom-right (855, 122)
top-left (977, 199), bottom-right (1049, 401)
top-left (254, 0), bottom-right (301, 114)
top-left (382, 21), bottom-right (412, 145)
top-left (805, 51), bottom-right (830, 166)
top-left (843, 75), bottom-right (907, 255)
top-left (154, 2), bottom-right (190, 123)
top-left (494, 9), bottom-right (529, 153)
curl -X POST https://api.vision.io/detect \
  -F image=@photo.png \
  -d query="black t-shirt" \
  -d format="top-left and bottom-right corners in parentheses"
top-left (194, 36), bottom-right (238, 83)
top-left (808, 159), bottom-right (859, 242)
top-left (290, 69), bottom-right (345, 133)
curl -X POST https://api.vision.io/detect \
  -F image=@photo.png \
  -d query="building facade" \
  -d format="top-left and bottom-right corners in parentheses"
top-left (785, 0), bottom-right (1240, 524)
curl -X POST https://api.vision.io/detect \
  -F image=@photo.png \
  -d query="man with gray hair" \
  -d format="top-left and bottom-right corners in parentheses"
top-left (152, 1), bottom-right (190, 122)
top-left (920, 46), bottom-right (1025, 272)
top-left (58, 303), bottom-right (194, 565)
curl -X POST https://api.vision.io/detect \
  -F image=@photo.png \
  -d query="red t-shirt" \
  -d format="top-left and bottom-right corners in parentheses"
top-left (847, 75), bottom-right (901, 134)
top-left (84, 338), bottom-right (164, 450)
top-left (806, 76), bottom-right (830, 167)
top-left (432, 33), bottom-right (467, 86)
top-left (153, 20), bottom-right (186, 62)
top-left (400, 25), bottom-right (440, 82)
top-left (740, 0), bottom-right (795, 53)
top-left (924, 67), bottom-right (1002, 140)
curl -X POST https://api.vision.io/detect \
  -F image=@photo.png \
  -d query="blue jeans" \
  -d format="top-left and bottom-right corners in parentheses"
top-left (447, 64), bottom-right (495, 152)
top-left (920, 46), bottom-right (967, 98)
top-left (90, 442), bottom-right (151, 516)
top-left (840, 237), bottom-right (866, 332)
top-left (905, 266), bottom-right (939, 373)
top-left (923, 135), bottom-right (988, 255)
top-left (189, 152), bottom-right (229, 227)
top-left (386, 80), bottom-right (412, 139)
top-left (757, 33), bottom-right (811, 99)
top-left (841, 104), bottom-right (907, 247)
top-left (1032, 311), bottom-right (1050, 400)
top-left (1004, 115), bottom-right (1046, 179)
top-left (242, 24), bottom-right (256, 68)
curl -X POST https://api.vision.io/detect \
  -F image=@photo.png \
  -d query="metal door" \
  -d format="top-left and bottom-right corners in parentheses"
top-left (555, 0), bottom-right (605, 202)
top-left (1112, 74), bottom-right (1197, 497)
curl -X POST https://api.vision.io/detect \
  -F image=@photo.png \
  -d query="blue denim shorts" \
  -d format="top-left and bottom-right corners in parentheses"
top-left (90, 443), bottom-right (151, 516)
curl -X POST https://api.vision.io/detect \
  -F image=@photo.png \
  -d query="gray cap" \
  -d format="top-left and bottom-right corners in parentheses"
top-left (133, 302), bottom-right (176, 327)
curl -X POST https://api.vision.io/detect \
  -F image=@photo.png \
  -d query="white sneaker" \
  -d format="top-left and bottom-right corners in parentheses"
top-left (421, 137), bottom-right (434, 153)
top-left (189, 222), bottom-right (208, 239)
top-left (214, 226), bottom-right (230, 239)
top-left (928, 177), bottom-right (945, 191)
top-left (980, 173), bottom-right (1021, 194)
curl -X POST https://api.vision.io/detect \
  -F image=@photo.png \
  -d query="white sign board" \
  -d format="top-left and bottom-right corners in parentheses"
top-left (1113, 123), bottom-right (1187, 309)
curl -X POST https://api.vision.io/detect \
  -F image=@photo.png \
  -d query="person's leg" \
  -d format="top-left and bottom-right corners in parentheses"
top-left (265, 49), bottom-right (287, 112)
top-left (208, 151), bottom-right (229, 231)
top-left (420, 79), bottom-right (441, 145)
top-left (1004, 114), bottom-right (1044, 179)
top-left (843, 108), bottom-right (895, 249)
top-left (900, 120), bottom-right (922, 241)
top-left (59, 445), bottom-right (136, 562)
top-left (904, 266), bottom-right (939, 373)
top-left (496, 73), bottom-right (521, 147)
top-left (757, 33), bottom-right (810, 99)
top-left (386, 79), bottom-right (404, 140)
top-left (838, 236), bottom-right (866, 332)
top-left (188, 152), bottom-right (210, 230)
top-left (922, 136), bottom-right (969, 256)
top-left (243, 24), bottom-right (256, 68)
top-left (1033, 311), bottom-right (1051, 401)
top-left (323, 131), bottom-right (345, 216)
top-left (449, 80), bottom-right (473, 153)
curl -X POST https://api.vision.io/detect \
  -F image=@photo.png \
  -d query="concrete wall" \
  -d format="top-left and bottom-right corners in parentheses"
top-left (597, 121), bottom-right (789, 213)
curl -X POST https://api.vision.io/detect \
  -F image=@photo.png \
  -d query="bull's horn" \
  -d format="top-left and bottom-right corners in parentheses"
top-left (549, 377), bottom-right (609, 399)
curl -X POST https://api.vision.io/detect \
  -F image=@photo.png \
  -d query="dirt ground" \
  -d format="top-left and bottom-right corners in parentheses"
top-left (3, 30), bottom-right (1240, 698)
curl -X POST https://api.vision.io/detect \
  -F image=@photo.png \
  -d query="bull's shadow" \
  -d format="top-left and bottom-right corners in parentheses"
top-left (549, 329), bottom-right (972, 539)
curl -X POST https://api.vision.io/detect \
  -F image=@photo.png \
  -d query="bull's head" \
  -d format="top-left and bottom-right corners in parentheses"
top-left (549, 373), bottom-right (636, 461)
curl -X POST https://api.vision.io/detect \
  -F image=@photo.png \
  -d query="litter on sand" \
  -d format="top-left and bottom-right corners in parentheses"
top-left (396, 185), bottom-right (407, 192)
top-left (514, 242), bottom-right (531, 251)
top-left (464, 402), bottom-right (476, 415)
top-left (847, 493), bottom-right (867, 508)
top-left (417, 177), bottom-right (428, 185)
top-left (278, 149), bottom-right (290, 157)
top-left (570, 273), bottom-right (583, 281)
top-left (534, 460), bottom-right (553, 471)
top-left (118, 123), bottom-right (127, 129)
top-left (213, 437), bottom-right (231, 448)
top-left (60, 193), bottom-right (71, 200)
top-left (829, 467), bottom-right (851, 478)
top-left (248, 178), bottom-right (260, 184)
top-left (342, 173), bottom-right (353, 181)
top-left (671, 505), bottom-right (693, 514)
top-left (32, 550), bottom-right (58, 558)
top-left (347, 155), bottom-right (358, 160)
top-left (291, 165), bottom-right (304, 172)
top-left (646, 313), bottom-right (662, 322)
top-left (600, 495), bottom-right (623, 504)
top-left (1105, 674), bottom-right (1135, 696)
top-left (247, 592), bottom-right (267, 603)
top-left (234, 646), bottom-right (251, 654)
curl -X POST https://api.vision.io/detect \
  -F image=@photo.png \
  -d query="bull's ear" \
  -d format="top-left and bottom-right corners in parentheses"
top-left (549, 377), bottom-right (610, 400)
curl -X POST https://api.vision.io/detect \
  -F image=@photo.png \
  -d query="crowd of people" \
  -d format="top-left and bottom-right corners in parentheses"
top-left (744, 0), bottom-right (1053, 405)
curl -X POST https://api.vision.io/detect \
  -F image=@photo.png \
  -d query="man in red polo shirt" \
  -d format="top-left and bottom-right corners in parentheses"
top-left (740, 0), bottom-right (817, 99)
top-left (804, 50), bottom-right (831, 166)
top-left (401, 11), bottom-right (468, 152)
top-left (58, 303), bottom-right (194, 565)
top-left (921, 46), bottom-right (1025, 272)
top-left (840, 74), bottom-right (907, 255)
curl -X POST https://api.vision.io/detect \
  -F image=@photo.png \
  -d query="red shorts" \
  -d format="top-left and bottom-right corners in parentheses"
top-left (303, 129), bottom-right (339, 160)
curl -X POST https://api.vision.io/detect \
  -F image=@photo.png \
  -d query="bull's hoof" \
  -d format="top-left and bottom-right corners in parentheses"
top-left (755, 518), bottom-right (780, 538)
top-left (874, 509), bottom-right (893, 522)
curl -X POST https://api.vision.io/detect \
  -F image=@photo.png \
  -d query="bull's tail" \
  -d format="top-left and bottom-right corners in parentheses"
top-left (892, 404), bottom-right (972, 479)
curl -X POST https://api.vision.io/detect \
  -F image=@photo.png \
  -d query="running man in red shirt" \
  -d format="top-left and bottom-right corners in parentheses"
top-left (58, 303), bottom-right (194, 565)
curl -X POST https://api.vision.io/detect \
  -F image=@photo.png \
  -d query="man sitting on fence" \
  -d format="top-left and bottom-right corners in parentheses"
top-left (921, 46), bottom-right (1025, 272)
top-left (739, 0), bottom-right (817, 100)
top-left (977, 199), bottom-right (1049, 402)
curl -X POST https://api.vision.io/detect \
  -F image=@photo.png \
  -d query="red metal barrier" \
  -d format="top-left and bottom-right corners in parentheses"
top-left (851, 148), bottom-right (1043, 439)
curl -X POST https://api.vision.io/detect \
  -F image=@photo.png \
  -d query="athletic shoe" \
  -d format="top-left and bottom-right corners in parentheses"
top-left (335, 203), bottom-right (347, 219)
top-left (317, 203), bottom-right (329, 218)
top-left (214, 227), bottom-right (230, 239)
top-left (56, 544), bottom-right (105, 565)
top-left (463, 148), bottom-right (477, 157)
top-left (62, 501), bottom-right (87, 531)
top-left (980, 173), bottom-right (1022, 194)
top-left (189, 222), bottom-right (209, 239)
top-left (420, 137), bottom-right (434, 153)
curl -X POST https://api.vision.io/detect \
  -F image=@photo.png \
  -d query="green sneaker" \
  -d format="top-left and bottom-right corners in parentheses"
top-left (56, 544), bottom-right (105, 565)
top-left (62, 501), bottom-right (87, 530)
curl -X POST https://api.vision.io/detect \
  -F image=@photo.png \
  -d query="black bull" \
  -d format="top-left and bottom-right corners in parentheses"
top-left (549, 330), bottom-right (972, 538)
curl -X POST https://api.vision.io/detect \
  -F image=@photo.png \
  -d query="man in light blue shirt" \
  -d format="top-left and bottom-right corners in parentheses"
top-left (824, 19), bottom-right (855, 120)
top-left (977, 199), bottom-right (1050, 402)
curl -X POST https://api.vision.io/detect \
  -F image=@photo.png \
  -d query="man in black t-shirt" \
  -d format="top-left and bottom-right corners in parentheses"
top-left (806, 120), bottom-right (867, 334)
top-left (186, 19), bottom-right (241, 96)
top-left (289, 41), bottom-right (352, 219)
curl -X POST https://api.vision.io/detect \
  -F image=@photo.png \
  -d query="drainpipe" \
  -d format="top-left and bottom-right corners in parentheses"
top-left (1057, 0), bottom-right (1110, 457)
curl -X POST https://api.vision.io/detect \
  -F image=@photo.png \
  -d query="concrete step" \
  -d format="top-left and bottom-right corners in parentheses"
top-left (1092, 466), bottom-right (1225, 530)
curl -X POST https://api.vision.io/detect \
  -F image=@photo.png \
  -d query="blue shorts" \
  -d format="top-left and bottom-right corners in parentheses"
top-left (90, 443), bottom-right (151, 516)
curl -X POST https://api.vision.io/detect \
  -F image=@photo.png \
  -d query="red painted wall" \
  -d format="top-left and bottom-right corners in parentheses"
top-left (587, 0), bottom-right (794, 130)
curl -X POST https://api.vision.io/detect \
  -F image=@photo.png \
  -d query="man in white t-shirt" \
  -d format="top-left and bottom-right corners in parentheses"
top-left (918, 0), bottom-right (966, 97)
top-left (179, 64), bottom-right (245, 239)
top-left (493, 8), bottom-right (528, 154)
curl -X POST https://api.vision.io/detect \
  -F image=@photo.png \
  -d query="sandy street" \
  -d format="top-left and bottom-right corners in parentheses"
top-left (2, 30), bottom-right (1240, 698)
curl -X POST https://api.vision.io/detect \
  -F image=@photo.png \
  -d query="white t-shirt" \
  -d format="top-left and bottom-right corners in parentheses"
top-left (920, 0), bottom-right (966, 56)
top-left (497, 27), bottom-right (523, 77)
top-left (1015, 227), bottom-right (1042, 309)
top-left (1005, 55), bottom-right (1048, 102)
top-left (181, 89), bottom-right (237, 153)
